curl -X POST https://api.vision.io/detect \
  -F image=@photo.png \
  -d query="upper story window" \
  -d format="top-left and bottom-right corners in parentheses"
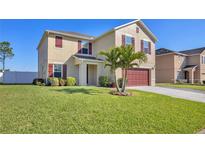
top-left (54, 64), bottom-right (62, 78)
top-left (55, 36), bottom-right (62, 48)
top-left (122, 35), bottom-right (135, 50)
top-left (202, 56), bottom-right (205, 64)
top-left (125, 35), bottom-right (132, 45)
top-left (78, 40), bottom-right (92, 55)
top-left (81, 41), bottom-right (89, 54)
top-left (141, 40), bottom-right (151, 54)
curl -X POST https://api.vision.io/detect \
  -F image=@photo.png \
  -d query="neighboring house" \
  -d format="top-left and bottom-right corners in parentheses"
top-left (156, 48), bottom-right (205, 84)
top-left (37, 20), bottom-right (157, 86)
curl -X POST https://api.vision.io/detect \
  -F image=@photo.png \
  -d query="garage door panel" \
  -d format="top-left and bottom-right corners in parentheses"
top-left (127, 69), bottom-right (149, 86)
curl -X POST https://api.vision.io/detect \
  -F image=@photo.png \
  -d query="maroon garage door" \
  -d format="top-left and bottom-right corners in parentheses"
top-left (126, 68), bottom-right (149, 86)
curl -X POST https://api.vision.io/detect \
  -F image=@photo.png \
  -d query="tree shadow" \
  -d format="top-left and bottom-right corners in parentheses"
top-left (52, 87), bottom-right (102, 95)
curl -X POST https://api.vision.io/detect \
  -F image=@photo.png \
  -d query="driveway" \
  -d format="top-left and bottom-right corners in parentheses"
top-left (128, 86), bottom-right (205, 103)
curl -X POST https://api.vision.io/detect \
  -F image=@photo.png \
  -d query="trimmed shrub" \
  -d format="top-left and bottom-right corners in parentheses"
top-left (203, 80), bottom-right (205, 85)
top-left (47, 77), bottom-right (59, 86)
top-left (33, 78), bottom-right (45, 85)
top-left (118, 78), bottom-right (128, 88)
top-left (36, 82), bottom-right (45, 86)
top-left (66, 77), bottom-right (76, 86)
top-left (99, 76), bottom-right (109, 87)
top-left (59, 78), bottom-right (66, 86)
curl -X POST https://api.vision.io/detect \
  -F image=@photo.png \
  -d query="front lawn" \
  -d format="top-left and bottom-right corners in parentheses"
top-left (157, 83), bottom-right (205, 91)
top-left (0, 85), bottom-right (205, 134)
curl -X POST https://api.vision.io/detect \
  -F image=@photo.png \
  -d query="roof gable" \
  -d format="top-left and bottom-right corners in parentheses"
top-left (94, 20), bottom-right (158, 42)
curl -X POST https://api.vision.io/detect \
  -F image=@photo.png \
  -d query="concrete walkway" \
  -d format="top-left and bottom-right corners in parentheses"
top-left (128, 86), bottom-right (205, 103)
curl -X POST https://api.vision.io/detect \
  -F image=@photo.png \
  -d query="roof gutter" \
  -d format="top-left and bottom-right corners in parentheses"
top-left (73, 55), bottom-right (104, 63)
top-left (156, 52), bottom-right (187, 56)
top-left (183, 65), bottom-right (198, 71)
top-left (47, 30), bottom-right (95, 40)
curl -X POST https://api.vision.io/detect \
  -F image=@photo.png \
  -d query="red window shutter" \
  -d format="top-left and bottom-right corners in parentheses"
top-left (132, 37), bottom-right (135, 50)
top-left (141, 40), bottom-right (144, 52)
top-left (48, 64), bottom-right (53, 77)
top-left (89, 42), bottom-right (92, 55)
top-left (148, 42), bottom-right (151, 54)
top-left (55, 36), bottom-right (62, 48)
top-left (63, 64), bottom-right (67, 79)
top-left (78, 40), bottom-right (82, 53)
top-left (122, 35), bottom-right (125, 46)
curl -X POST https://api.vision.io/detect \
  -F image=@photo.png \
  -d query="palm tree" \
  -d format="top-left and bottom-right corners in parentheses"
top-left (119, 45), bottom-right (147, 93)
top-left (99, 47), bottom-right (121, 92)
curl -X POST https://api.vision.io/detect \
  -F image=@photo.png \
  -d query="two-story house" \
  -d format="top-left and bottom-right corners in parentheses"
top-left (156, 48), bottom-right (205, 84)
top-left (37, 20), bottom-right (157, 86)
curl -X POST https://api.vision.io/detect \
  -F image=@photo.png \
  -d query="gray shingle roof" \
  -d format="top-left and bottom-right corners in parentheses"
top-left (156, 48), bottom-right (176, 55)
top-left (47, 30), bottom-right (95, 40)
top-left (74, 54), bottom-right (104, 61)
top-left (183, 65), bottom-right (198, 69)
top-left (156, 47), bottom-right (205, 56)
top-left (179, 47), bottom-right (205, 55)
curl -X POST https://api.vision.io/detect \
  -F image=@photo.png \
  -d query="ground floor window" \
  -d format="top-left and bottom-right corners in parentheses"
top-left (54, 64), bottom-right (62, 78)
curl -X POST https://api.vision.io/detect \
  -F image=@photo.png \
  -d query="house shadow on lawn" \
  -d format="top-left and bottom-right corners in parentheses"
top-left (52, 87), bottom-right (105, 95)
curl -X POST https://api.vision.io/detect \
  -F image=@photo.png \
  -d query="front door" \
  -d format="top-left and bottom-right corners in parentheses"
top-left (185, 71), bottom-right (189, 83)
top-left (87, 64), bottom-right (97, 85)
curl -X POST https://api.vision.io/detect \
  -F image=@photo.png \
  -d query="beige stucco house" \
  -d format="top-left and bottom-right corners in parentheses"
top-left (156, 48), bottom-right (205, 84)
top-left (37, 20), bottom-right (157, 86)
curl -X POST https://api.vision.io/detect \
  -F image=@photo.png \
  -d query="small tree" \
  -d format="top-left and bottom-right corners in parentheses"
top-left (99, 47), bottom-right (121, 92)
top-left (119, 45), bottom-right (147, 93)
top-left (100, 45), bottom-right (147, 95)
top-left (0, 41), bottom-right (14, 72)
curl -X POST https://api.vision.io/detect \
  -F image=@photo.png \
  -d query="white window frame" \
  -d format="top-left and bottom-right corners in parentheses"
top-left (81, 40), bottom-right (89, 55)
top-left (53, 64), bottom-right (63, 78)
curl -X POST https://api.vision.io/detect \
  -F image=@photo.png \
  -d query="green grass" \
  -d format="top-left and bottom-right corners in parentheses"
top-left (0, 85), bottom-right (205, 134)
top-left (157, 83), bottom-right (205, 91)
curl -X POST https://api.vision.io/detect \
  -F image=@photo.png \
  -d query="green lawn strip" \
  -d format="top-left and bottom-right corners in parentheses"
top-left (157, 83), bottom-right (205, 91)
top-left (0, 85), bottom-right (205, 134)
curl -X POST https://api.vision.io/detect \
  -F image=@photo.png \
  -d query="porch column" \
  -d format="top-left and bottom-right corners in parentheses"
top-left (189, 70), bottom-right (194, 84)
top-left (79, 62), bottom-right (87, 86)
top-left (96, 63), bottom-right (99, 86)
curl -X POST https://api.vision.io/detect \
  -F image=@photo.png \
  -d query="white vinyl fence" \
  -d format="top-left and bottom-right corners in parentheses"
top-left (0, 72), bottom-right (3, 83)
top-left (3, 71), bottom-right (38, 84)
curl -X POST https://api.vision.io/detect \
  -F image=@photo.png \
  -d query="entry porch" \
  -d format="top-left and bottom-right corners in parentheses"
top-left (73, 55), bottom-right (104, 86)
